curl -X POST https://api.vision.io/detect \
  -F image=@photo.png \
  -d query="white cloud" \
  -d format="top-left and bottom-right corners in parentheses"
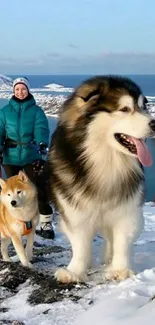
top-left (0, 52), bottom-right (155, 74)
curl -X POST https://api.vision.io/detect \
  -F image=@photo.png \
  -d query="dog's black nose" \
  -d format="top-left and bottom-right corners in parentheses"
top-left (11, 200), bottom-right (17, 207)
top-left (149, 120), bottom-right (155, 131)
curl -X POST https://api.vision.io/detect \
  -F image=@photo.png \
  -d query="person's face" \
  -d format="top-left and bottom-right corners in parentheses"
top-left (14, 83), bottom-right (29, 100)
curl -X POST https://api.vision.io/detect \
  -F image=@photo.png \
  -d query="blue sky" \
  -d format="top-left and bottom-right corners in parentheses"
top-left (0, 0), bottom-right (155, 74)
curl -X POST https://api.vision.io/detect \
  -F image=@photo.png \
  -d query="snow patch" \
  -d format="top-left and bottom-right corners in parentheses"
top-left (44, 83), bottom-right (73, 92)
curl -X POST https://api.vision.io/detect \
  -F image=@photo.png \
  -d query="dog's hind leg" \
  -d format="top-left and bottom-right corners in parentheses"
top-left (55, 219), bottom-right (93, 283)
top-left (1, 237), bottom-right (11, 261)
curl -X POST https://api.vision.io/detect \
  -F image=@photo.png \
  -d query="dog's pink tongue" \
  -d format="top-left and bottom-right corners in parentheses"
top-left (130, 137), bottom-right (152, 166)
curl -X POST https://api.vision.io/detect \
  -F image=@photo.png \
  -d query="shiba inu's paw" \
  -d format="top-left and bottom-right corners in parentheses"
top-left (25, 251), bottom-right (33, 262)
top-left (27, 262), bottom-right (33, 268)
top-left (103, 266), bottom-right (134, 281)
top-left (22, 261), bottom-right (33, 269)
top-left (55, 268), bottom-right (86, 283)
top-left (3, 257), bottom-right (11, 262)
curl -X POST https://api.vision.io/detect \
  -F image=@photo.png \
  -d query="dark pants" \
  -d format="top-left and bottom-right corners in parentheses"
top-left (3, 164), bottom-right (53, 216)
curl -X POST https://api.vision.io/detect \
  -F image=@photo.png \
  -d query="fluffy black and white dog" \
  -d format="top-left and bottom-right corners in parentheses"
top-left (47, 76), bottom-right (155, 283)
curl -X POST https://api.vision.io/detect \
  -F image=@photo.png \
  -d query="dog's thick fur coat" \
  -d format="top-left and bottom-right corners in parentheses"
top-left (0, 171), bottom-right (39, 267)
top-left (47, 76), bottom-right (155, 282)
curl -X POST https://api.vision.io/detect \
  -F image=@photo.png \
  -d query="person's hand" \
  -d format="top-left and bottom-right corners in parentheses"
top-left (32, 159), bottom-right (45, 176)
top-left (39, 143), bottom-right (48, 155)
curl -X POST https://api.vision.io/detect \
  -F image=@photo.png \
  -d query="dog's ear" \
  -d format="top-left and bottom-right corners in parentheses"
top-left (75, 79), bottom-right (109, 108)
top-left (60, 88), bottom-right (101, 127)
top-left (0, 178), bottom-right (6, 189)
top-left (144, 96), bottom-right (148, 104)
top-left (18, 170), bottom-right (29, 182)
top-left (144, 96), bottom-right (149, 110)
top-left (76, 88), bottom-right (100, 107)
top-left (60, 78), bottom-right (109, 126)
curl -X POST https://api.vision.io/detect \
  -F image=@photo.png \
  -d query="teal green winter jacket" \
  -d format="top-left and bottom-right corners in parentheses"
top-left (0, 95), bottom-right (50, 166)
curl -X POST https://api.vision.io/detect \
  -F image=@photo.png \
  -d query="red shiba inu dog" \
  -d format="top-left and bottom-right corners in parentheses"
top-left (0, 171), bottom-right (39, 267)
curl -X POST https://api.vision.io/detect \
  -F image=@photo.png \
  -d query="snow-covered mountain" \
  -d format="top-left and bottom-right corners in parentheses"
top-left (0, 74), bottom-right (13, 90)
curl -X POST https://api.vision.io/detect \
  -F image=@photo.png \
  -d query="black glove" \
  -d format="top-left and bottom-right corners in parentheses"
top-left (32, 159), bottom-right (45, 176)
top-left (39, 143), bottom-right (48, 156)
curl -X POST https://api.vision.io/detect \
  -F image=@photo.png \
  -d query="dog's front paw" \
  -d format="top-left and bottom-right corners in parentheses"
top-left (22, 261), bottom-right (33, 269)
top-left (55, 268), bottom-right (86, 283)
top-left (3, 257), bottom-right (12, 262)
top-left (27, 262), bottom-right (33, 269)
top-left (103, 266), bottom-right (134, 281)
top-left (25, 252), bottom-right (33, 262)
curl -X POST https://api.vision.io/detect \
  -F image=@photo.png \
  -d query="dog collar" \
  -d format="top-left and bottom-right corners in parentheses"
top-left (21, 221), bottom-right (32, 236)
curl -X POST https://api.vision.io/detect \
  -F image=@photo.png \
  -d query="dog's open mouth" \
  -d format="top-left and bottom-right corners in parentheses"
top-left (115, 133), bottom-right (137, 154)
top-left (115, 133), bottom-right (152, 167)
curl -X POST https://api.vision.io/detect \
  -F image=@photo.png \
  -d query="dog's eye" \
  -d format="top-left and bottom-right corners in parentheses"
top-left (17, 190), bottom-right (21, 194)
top-left (120, 107), bottom-right (129, 112)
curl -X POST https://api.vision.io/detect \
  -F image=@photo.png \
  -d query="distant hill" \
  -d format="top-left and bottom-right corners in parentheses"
top-left (0, 74), bottom-right (13, 90)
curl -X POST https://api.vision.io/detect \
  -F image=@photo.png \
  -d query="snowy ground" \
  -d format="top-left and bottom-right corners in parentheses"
top-left (0, 204), bottom-right (155, 325)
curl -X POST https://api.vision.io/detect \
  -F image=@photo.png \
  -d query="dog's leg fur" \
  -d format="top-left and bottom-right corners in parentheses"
top-left (103, 204), bottom-right (143, 280)
top-left (103, 232), bottom-right (134, 280)
top-left (1, 237), bottom-right (11, 261)
top-left (55, 219), bottom-right (93, 283)
top-left (11, 234), bottom-right (32, 268)
top-left (25, 230), bottom-right (35, 262)
top-left (101, 229), bottom-right (113, 265)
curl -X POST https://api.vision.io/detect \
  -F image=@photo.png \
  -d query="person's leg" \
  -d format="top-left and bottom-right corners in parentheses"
top-left (3, 165), bottom-right (21, 178)
top-left (23, 163), bottom-right (55, 239)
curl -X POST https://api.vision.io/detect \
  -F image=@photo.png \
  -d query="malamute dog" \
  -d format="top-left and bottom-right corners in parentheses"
top-left (48, 76), bottom-right (155, 283)
top-left (0, 171), bottom-right (39, 268)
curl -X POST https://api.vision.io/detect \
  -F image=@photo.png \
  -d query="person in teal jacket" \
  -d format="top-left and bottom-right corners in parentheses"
top-left (0, 77), bottom-right (55, 239)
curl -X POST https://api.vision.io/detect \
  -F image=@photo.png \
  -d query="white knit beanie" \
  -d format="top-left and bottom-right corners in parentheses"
top-left (13, 77), bottom-right (30, 91)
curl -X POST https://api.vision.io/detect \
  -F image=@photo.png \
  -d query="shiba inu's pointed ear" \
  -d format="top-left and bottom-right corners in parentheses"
top-left (0, 178), bottom-right (6, 189)
top-left (18, 170), bottom-right (29, 182)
